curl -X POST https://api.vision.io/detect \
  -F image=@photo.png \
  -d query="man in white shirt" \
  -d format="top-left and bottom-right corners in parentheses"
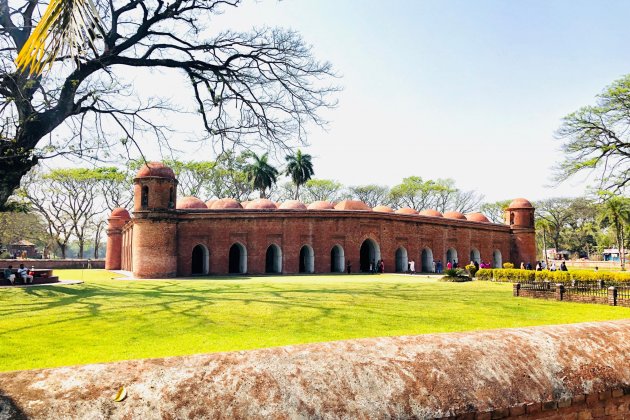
top-left (17, 264), bottom-right (33, 284)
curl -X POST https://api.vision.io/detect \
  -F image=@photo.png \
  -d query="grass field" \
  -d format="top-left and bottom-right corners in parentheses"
top-left (1, 269), bottom-right (629, 372)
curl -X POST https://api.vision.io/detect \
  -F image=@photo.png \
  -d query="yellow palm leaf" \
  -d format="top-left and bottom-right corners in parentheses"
top-left (16, 0), bottom-right (105, 76)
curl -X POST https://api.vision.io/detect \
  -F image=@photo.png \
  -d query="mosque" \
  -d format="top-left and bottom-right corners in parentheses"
top-left (105, 162), bottom-right (536, 278)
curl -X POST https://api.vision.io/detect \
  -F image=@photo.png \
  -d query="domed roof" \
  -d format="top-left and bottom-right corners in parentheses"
top-left (418, 209), bottom-right (443, 217)
top-left (279, 200), bottom-right (307, 210)
top-left (176, 196), bottom-right (207, 209)
top-left (373, 205), bottom-right (394, 213)
top-left (210, 198), bottom-right (242, 209)
top-left (307, 201), bottom-right (335, 210)
top-left (443, 211), bottom-right (467, 220)
top-left (135, 162), bottom-right (175, 179)
top-left (246, 198), bottom-right (277, 210)
top-left (110, 207), bottom-right (130, 219)
top-left (466, 212), bottom-right (490, 223)
top-left (395, 207), bottom-right (418, 215)
top-left (509, 198), bottom-right (533, 209)
top-left (205, 199), bottom-right (217, 208)
top-left (334, 200), bottom-right (372, 211)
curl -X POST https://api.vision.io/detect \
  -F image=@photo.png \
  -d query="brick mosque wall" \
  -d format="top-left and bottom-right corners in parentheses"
top-left (1, 320), bottom-right (629, 418)
top-left (0, 259), bottom-right (105, 269)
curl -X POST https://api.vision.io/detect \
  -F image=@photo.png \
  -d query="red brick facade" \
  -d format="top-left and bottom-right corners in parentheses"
top-left (106, 163), bottom-right (536, 278)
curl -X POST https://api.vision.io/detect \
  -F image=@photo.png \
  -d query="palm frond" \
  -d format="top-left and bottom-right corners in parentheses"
top-left (16, 0), bottom-right (105, 76)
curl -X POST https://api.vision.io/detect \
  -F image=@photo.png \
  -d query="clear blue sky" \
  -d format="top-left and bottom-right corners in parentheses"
top-left (129, 1), bottom-right (630, 202)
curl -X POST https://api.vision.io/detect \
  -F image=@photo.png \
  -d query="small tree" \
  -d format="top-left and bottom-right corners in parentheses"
top-left (598, 195), bottom-right (630, 270)
top-left (243, 152), bottom-right (279, 199)
top-left (285, 149), bottom-right (314, 200)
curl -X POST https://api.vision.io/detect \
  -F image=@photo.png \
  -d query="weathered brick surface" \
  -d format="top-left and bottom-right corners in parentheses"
top-left (1, 319), bottom-right (629, 419)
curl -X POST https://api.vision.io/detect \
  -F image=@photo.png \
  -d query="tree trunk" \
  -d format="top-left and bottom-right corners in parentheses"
top-left (78, 238), bottom-right (84, 259)
top-left (0, 150), bottom-right (38, 210)
top-left (294, 184), bottom-right (300, 201)
top-left (59, 243), bottom-right (67, 259)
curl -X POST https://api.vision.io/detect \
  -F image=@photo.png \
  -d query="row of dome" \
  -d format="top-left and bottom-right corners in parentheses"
top-left (174, 197), bottom-right (493, 223)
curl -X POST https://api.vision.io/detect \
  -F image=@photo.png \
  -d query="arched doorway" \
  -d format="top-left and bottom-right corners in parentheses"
top-left (191, 244), bottom-right (209, 275)
top-left (493, 250), bottom-right (502, 268)
top-left (421, 248), bottom-right (434, 272)
top-left (299, 245), bottom-right (314, 273)
top-left (331, 245), bottom-right (345, 272)
top-left (360, 238), bottom-right (381, 272)
top-left (395, 247), bottom-right (408, 272)
top-left (229, 243), bottom-right (247, 274)
top-left (265, 244), bottom-right (282, 273)
top-left (446, 247), bottom-right (458, 266)
top-left (470, 248), bottom-right (481, 264)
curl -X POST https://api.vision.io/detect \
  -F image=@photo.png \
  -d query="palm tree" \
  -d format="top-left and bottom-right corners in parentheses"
top-left (598, 196), bottom-right (630, 271)
top-left (16, 0), bottom-right (105, 75)
top-left (284, 149), bottom-right (314, 200)
top-left (243, 152), bottom-right (279, 199)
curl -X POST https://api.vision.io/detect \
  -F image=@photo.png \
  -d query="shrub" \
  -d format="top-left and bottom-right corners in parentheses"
top-left (476, 268), bottom-right (493, 280)
top-left (503, 262), bottom-right (514, 269)
top-left (465, 263), bottom-right (478, 278)
top-left (440, 268), bottom-right (471, 282)
top-left (0, 251), bottom-right (11, 259)
top-left (493, 268), bottom-right (535, 282)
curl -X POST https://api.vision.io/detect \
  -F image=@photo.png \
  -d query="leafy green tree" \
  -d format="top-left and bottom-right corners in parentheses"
top-left (598, 195), bottom-right (630, 270)
top-left (480, 200), bottom-right (512, 224)
top-left (0, 211), bottom-right (49, 255)
top-left (302, 179), bottom-right (345, 203)
top-left (556, 74), bottom-right (630, 193)
top-left (243, 153), bottom-right (279, 199)
top-left (349, 185), bottom-right (390, 208)
top-left (389, 176), bottom-right (438, 210)
top-left (535, 198), bottom-right (575, 252)
top-left (284, 150), bottom-right (314, 200)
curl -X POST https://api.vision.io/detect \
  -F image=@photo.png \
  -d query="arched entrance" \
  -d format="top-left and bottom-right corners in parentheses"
top-left (395, 247), bottom-right (408, 272)
top-left (191, 244), bottom-right (209, 275)
top-left (493, 250), bottom-right (502, 268)
top-left (299, 245), bottom-right (314, 273)
top-left (229, 243), bottom-right (247, 274)
top-left (360, 238), bottom-right (381, 272)
top-left (470, 248), bottom-right (481, 264)
top-left (421, 248), bottom-right (434, 272)
top-left (265, 244), bottom-right (282, 273)
top-left (446, 247), bottom-right (458, 266)
top-left (331, 245), bottom-right (345, 272)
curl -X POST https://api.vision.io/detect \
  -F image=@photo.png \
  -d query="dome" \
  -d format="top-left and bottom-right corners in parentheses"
top-left (395, 207), bottom-right (418, 215)
top-left (466, 212), bottom-right (490, 223)
top-left (205, 199), bottom-right (217, 208)
top-left (246, 198), bottom-right (277, 210)
top-left (135, 162), bottom-right (175, 179)
top-left (509, 198), bottom-right (533, 209)
top-left (373, 205), bottom-right (394, 213)
top-left (176, 196), bottom-right (207, 209)
top-left (334, 200), bottom-right (372, 211)
top-left (443, 211), bottom-right (467, 220)
top-left (110, 208), bottom-right (130, 220)
top-left (279, 200), bottom-right (307, 210)
top-left (418, 209), bottom-right (443, 217)
top-left (210, 198), bottom-right (242, 210)
top-left (307, 201), bottom-right (335, 210)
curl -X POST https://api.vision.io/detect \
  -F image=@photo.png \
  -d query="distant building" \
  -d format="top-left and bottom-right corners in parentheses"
top-left (603, 248), bottom-right (627, 262)
top-left (546, 248), bottom-right (570, 260)
top-left (8, 240), bottom-right (40, 259)
top-left (106, 162), bottom-right (537, 278)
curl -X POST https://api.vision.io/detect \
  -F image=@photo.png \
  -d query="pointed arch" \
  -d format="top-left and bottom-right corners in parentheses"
top-left (229, 242), bottom-right (247, 274)
top-left (299, 245), bottom-right (314, 273)
top-left (331, 245), bottom-right (345, 273)
top-left (191, 244), bottom-right (209, 275)
top-left (265, 244), bottom-right (282, 273)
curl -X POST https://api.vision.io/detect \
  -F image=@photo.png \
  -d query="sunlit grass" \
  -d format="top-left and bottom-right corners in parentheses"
top-left (1, 269), bottom-right (629, 372)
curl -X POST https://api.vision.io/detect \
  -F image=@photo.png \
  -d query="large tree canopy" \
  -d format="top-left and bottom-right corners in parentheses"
top-left (556, 74), bottom-right (630, 193)
top-left (0, 0), bottom-right (337, 209)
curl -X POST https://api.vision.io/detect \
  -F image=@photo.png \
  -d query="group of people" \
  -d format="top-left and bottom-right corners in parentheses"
top-left (2, 264), bottom-right (34, 285)
top-left (520, 261), bottom-right (568, 271)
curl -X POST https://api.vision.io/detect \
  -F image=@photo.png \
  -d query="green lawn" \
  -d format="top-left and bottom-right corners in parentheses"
top-left (1, 270), bottom-right (629, 372)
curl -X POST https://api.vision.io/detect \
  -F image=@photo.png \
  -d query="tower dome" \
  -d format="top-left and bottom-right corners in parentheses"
top-left (135, 162), bottom-right (175, 179)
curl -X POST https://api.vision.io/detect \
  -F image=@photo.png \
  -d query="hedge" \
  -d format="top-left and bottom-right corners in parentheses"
top-left (474, 268), bottom-right (630, 283)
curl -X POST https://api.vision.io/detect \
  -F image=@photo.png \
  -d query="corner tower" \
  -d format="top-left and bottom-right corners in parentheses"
top-left (132, 162), bottom-right (179, 278)
top-left (506, 198), bottom-right (536, 266)
top-left (105, 208), bottom-right (130, 270)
